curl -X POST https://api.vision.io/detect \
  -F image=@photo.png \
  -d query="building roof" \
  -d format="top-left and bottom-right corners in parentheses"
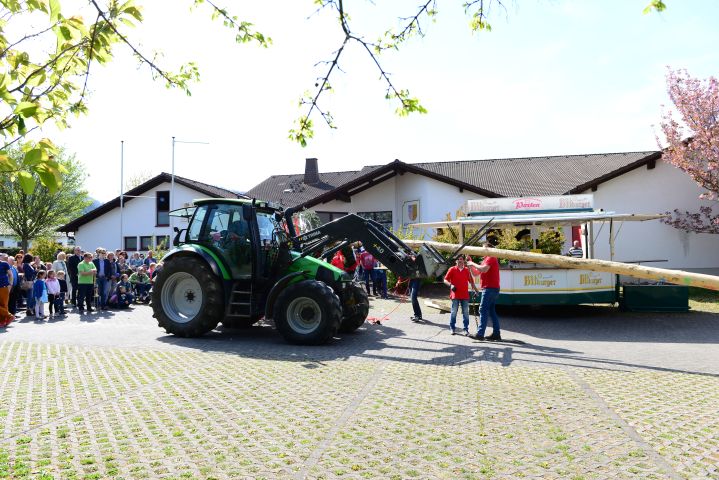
top-left (247, 151), bottom-right (661, 209)
top-left (58, 172), bottom-right (247, 232)
top-left (246, 167), bottom-right (382, 207)
top-left (410, 151), bottom-right (661, 197)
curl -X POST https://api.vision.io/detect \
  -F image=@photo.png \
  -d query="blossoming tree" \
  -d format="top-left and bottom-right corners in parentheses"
top-left (659, 68), bottom-right (719, 234)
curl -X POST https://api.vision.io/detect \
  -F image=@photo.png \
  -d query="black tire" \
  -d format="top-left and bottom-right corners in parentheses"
top-left (274, 280), bottom-right (341, 345)
top-left (152, 256), bottom-right (224, 337)
top-left (339, 283), bottom-right (369, 333)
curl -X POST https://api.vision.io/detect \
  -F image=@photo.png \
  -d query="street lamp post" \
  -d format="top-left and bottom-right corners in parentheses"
top-left (170, 137), bottom-right (209, 233)
top-left (119, 140), bottom-right (124, 249)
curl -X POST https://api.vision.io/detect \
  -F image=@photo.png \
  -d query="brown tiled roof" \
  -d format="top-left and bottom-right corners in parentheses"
top-left (247, 151), bottom-right (661, 209)
top-left (245, 167), bottom-right (382, 206)
top-left (411, 151), bottom-right (660, 197)
top-left (58, 173), bottom-right (247, 232)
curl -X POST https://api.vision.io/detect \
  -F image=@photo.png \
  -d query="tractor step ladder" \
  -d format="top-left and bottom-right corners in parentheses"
top-left (227, 282), bottom-right (252, 318)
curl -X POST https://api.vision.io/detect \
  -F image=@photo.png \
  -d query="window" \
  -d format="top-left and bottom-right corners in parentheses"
top-left (16, 241), bottom-right (22, 248)
top-left (187, 206), bottom-right (208, 242)
top-left (124, 236), bottom-right (138, 251)
top-left (358, 211), bottom-right (393, 230)
top-left (140, 236), bottom-right (153, 251)
top-left (0, 240), bottom-right (4, 247)
top-left (155, 235), bottom-right (170, 250)
top-left (156, 191), bottom-right (170, 226)
top-left (316, 211), bottom-right (348, 225)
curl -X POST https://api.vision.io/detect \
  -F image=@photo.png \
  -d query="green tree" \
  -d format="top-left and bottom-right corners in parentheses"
top-left (0, 146), bottom-right (91, 250)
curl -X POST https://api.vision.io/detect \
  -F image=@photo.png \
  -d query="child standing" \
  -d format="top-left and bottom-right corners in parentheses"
top-left (32, 270), bottom-right (48, 319)
top-left (45, 270), bottom-right (61, 317)
top-left (57, 271), bottom-right (68, 314)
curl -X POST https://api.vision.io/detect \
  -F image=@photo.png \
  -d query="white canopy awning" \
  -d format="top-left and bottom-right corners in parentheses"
top-left (411, 211), bottom-right (666, 229)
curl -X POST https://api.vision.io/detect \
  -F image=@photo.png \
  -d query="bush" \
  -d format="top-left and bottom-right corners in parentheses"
top-left (491, 227), bottom-right (564, 255)
top-left (29, 237), bottom-right (64, 262)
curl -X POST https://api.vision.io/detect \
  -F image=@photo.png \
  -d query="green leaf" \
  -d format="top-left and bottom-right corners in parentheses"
top-left (15, 101), bottom-right (38, 118)
top-left (37, 169), bottom-right (61, 193)
top-left (49, 0), bottom-right (61, 22)
top-left (0, 154), bottom-right (19, 173)
top-left (17, 171), bottom-right (35, 194)
top-left (24, 148), bottom-right (44, 166)
top-left (37, 138), bottom-right (58, 154)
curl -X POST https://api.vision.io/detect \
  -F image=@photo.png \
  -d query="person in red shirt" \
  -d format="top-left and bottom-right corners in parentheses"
top-left (443, 255), bottom-right (478, 335)
top-left (330, 251), bottom-right (345, 270)
top-left (472, 242), bottom-right (502, 341)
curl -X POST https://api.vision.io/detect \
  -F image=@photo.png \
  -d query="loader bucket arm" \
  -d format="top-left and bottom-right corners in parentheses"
top-left (289, 213), bottom-right (449, 279)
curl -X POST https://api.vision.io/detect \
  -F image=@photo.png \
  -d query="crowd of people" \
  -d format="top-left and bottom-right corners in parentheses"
top-left (0, 247), bottom-right (162, 328)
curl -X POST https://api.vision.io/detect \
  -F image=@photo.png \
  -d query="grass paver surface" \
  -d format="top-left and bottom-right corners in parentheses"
top-left (1, 338), bottom-right (717, 479)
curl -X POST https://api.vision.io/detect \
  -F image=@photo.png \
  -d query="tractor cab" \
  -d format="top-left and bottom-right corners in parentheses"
top-left (171, 199), bottom-right (285, 282)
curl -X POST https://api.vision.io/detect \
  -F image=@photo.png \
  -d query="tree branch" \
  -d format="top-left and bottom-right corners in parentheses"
top-left (88, 0), bottom-right (178, 87)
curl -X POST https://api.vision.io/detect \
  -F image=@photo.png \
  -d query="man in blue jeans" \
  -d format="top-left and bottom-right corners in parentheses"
top-left (472, 243), bottom-right (502, 341)
top-left (443, 255), bottom-right (479, 335)
top-left (409, 278), bottom-right (423, 321)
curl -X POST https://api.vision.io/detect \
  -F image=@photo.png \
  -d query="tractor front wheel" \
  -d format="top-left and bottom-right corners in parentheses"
top-left (339, 283), bottom-right (369, 333)
top-left (274, 280), bottom-right (341, 345)
top-left (152, 256), bottom-right (224, 337)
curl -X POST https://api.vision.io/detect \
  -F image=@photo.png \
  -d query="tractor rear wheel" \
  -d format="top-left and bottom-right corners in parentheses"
top-left (339, 283), bottom-right (369, 333)
top-left (274, 280), bottom-right (341, 345)
top-left (152, 256), bottom-right (224, 337)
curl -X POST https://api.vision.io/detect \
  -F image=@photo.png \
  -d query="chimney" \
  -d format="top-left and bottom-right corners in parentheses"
top-left (304, 157), bottom-right (320, 185)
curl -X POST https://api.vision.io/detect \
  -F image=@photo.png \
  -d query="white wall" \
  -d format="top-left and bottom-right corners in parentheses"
top-left (317, 176), bottom-right (398, 226)
top-left (394, 173), bottom-right (487, 230)
top-left (72, 182), bottom-right (202, 252)
top-left (311, 173), bottom-right (486, 234)
top-left (0, 234), bottom-right (72, 249)
top-left (586, 159), bottom-right (719, 273)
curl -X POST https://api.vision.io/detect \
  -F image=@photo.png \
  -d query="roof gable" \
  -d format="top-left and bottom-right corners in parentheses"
top-left (58, 173), bottom-right (247, 232)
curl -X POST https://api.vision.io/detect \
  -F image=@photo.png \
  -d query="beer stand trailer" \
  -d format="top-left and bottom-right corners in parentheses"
top-left (411, 195), bottom-right (687, 310)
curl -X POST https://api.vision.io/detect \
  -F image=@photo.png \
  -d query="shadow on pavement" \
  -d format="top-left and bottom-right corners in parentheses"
top-left (155, 316), bottom-right (719, 379)
top-left (498, 305), bottom-right (719, 344)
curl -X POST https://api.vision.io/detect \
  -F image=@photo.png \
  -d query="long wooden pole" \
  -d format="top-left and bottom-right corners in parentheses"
top-left (404, 240), bottom-right (719, 291)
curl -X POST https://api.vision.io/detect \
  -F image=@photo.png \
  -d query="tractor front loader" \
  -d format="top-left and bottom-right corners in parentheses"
top-left (152, 199), bottom-right (449, 345)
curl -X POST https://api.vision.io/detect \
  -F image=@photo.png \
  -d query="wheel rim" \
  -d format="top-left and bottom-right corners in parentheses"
top-left (161, 272), bottom-right (203, 324)
top-left (286, 297), bottom-right (322, 334)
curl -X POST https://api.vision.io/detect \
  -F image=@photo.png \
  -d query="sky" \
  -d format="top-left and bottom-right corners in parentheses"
top-left (46, 0), bottom-right (719, 202)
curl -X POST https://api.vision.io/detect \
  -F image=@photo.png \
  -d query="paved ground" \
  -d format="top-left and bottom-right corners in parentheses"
top-left (1, 294), bottom-right (718, 479)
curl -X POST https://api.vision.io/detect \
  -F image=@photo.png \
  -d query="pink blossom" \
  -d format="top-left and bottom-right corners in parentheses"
top-left (658, 68), bottom-right (719, 234)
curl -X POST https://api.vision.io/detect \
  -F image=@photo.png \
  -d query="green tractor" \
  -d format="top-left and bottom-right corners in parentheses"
top-left (152, 198), bottom-right (449, 345)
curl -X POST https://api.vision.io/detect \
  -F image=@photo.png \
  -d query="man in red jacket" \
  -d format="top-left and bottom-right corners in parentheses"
top-left (472, 242), bottom-right (502, 341)
top-left (443, 254), bottom-right (478, 335)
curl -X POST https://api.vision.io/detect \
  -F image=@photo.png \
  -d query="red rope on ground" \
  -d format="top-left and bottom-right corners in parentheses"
top-left (366, 277), bottom-right (410, 324)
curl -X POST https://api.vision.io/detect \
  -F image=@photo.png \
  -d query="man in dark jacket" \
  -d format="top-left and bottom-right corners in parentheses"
top-left (93, 250), bottom-right (112, 310)
top-left (66, 246), bottom-right (83, 306)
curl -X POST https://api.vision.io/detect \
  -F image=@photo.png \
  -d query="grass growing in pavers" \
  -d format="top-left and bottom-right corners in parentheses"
top-left (0, 340), bottom-right (716, 479)
top-left (579, 369), bottom-right (719, 479)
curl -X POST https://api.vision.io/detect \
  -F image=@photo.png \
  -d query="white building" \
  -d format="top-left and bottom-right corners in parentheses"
top-left (248, 155), bottom-right (719, 275)
top-left (0, 231), bottom-right (72, 249)
top-left (59, 173), bottom-right (246, 253)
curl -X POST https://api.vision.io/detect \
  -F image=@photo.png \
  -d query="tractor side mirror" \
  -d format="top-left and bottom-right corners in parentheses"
top-left (172, 227), bottom-right (183, 247)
